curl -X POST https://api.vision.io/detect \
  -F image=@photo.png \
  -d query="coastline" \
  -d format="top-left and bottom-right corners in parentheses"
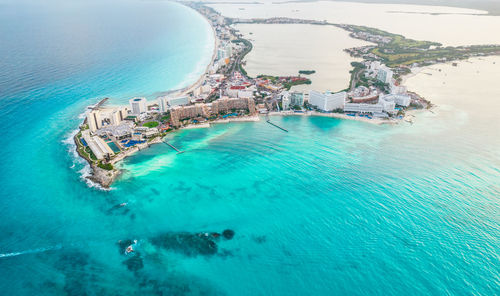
top-left (74, 2), bottom-right (478, 189)
top-left (72, 4), bottom-right (398, 189)
top-left (268, 111), bottom-right (396, 125)
top-left (176, 6), bottom-right (219, 98)
top-left (76, 4), bottom-right (220, 189)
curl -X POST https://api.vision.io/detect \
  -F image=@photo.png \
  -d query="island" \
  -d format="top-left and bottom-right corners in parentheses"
top-left (74, 2), bottom-right (500, 188)
top-left (299, 70), bottom-right (316, 75)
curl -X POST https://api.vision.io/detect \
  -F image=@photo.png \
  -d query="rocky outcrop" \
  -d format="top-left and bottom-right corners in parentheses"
top-left (87, 164), bottom-right (121, 188)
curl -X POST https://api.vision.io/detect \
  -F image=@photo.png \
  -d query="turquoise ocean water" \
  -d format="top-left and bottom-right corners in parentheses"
top-left (0, 0), bottom-right (499, 295)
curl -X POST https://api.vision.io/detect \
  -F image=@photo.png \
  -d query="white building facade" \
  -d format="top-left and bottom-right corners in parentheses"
top-left (309, 90), bottom-right (347, 111)
top-left (344, 103), bottom-right (383, 113)
top-left (280, 91), bottom-right (290, 110)
top-left (377, 66), bottom-right (394, 84)
top-left (290, 92), bottom-right (304, 106)
top-left (87, 110), bottom-right (102, 133)
top-left (129, 97), bottom-right (147, 115)
top-left (166, 96), bottom-right (189, 108)
top-left (380, 94), bottom-right (411, 107)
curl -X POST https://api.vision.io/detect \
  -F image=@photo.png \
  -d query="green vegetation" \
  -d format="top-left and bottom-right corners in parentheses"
top-left (257, 75), bottom-right (279, 83)
top-left (346, 25), bottom-right (500, 67)
top-left (257, 75), bottom-right (311, 90)
top-left (233, 39), bottom-right (253, 77)
top-left (348, 62), bottom-right (366, 89)
top-left (299, 70), bottom-right (316, 75)
top-left (348, 25), bottom-right (440, 49)
top-left (143, 121), bottom-right (159, 128)
top-left (85, 146), bottom-right (97, 161)
top-left (238, 63), bottom-right (248, 77)
top-left (283, 79), bottom-right (311, 90)
top-left (97, 161), bottom-right (113, 171)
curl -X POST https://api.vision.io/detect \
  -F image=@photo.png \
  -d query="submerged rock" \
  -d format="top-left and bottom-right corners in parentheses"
top-left (123, 254), bottom-right (144, 272)
top-left (222, 229), bottom-right (235, 240)
top-left (253, 235), bottom-right (267, 244)
top-left (150, 232), bottom-right (218, 256)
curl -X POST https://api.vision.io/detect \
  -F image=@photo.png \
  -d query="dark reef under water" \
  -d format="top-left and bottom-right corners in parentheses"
top-left (117, 229), bottom-right (236, 273)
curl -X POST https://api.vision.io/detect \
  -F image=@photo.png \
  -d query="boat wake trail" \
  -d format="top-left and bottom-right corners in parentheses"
top-left (0, 244), bottom-right (62, 259)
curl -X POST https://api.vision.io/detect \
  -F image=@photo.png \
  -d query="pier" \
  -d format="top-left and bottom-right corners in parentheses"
top-left (266, 119), bottom-right (289, 132)
top-left (163, 140), bottom-right (185, 154)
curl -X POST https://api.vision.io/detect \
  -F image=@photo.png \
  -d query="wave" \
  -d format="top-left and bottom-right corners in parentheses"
top-left (0, 244), bottom-right (62, 259)
top-left (61, 117), bottom-right (110, 191)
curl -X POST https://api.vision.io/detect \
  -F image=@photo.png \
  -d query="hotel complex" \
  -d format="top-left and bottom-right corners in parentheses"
top-left (309, 90), bottom-right (347, 111)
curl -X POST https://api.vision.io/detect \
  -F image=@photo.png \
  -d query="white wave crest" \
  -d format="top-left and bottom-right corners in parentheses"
top-left (61, 120), bottom-right (111, 191)
top-left (0, 244), bottom-right (62, 259)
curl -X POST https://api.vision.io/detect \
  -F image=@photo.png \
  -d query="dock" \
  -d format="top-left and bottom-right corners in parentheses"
top-left (163, 140), bottom-right (185, 154)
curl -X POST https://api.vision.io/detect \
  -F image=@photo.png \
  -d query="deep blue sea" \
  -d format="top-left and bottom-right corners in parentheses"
top-left (0, 0), bottom-right (499, 295)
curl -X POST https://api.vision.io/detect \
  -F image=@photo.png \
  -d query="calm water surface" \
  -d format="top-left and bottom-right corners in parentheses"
top-left (235, 23), bottom-right (372, 92)
top-left (211, 0), bottom-right (500, 46)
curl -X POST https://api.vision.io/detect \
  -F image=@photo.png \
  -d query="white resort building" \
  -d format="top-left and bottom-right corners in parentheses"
top-left (280, 91), bottom-right (290, 110)
top-left (380, 94), bottom-right (411, 107)
top-left (309, 90), bottom-right (347, 111)
top-left (129, 97), bottom-right (147, 115)
top-left (376, 66), bottom-right (394, 84)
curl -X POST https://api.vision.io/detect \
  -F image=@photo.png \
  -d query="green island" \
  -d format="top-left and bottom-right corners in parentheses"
top-left (299, 70), bottom-right (316, 75)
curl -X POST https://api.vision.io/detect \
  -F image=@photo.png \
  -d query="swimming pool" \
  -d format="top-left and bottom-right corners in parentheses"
top-left (106, 141), bottom-right (121, 153)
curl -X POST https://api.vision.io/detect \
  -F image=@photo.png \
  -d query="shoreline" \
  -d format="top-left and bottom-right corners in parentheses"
top-left (176, 5), bottom-right (219, 98)
top-left (267, 111), bottom-right (396, 125)
top-left (75, 2), bottom-right (476, 189)
top-left (73, 4), bottom-right (400, 189)
top-left (77, 4), bottom-right (220, 189)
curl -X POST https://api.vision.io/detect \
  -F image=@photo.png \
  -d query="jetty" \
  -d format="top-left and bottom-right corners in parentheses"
top-left (266, 119), bottom-right (289, 132)
top-left (163, 139), bottom-right (185, 154)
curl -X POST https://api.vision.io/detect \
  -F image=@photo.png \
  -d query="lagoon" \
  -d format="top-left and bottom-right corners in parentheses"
top-left (212, 1), bottom-right (500, 46)
top-left (235, 23), bottom-right (372, 91)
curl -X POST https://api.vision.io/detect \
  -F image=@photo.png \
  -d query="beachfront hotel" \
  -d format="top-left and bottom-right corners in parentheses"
top-left (87, 107), bottom-right (129, 133)
top-left (290, 92), bottom-right (304, 107)
top-left (344, 97), bottom-right (396, 116)
top-left (129, 97), bottom-right (147, 115)
top-left (170, 104), bottom-right (210, 127)
top-left (281, 91), bottom-right (291, 110)
top-left (169, 97), bottom-right (258, 127)
top-left (380, 94), bottom-right (411, 107)
top-left (309, 90), bottom-right (347, 111)
top-left (211, 97), bottom-right (257, 115)
top-left (87, 110), bottom-right (102, 132)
